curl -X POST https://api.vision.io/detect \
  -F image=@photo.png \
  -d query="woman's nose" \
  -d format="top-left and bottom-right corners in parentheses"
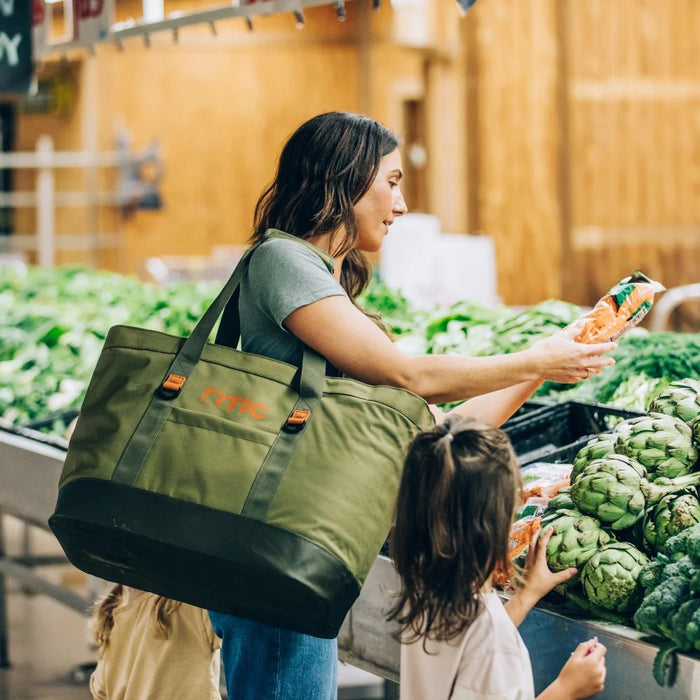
top-left (393, 189), bottom-right (408, 216)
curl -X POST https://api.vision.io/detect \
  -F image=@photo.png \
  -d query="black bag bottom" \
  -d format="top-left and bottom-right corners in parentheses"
top-left (49, 479), bottom-right (360, 639)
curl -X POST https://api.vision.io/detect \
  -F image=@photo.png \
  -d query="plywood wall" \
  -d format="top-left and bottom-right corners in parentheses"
top-left (9, 0), bottom-right (699, 310)
top-left (455, 0), bottom-right (699, 306)
top-left (465, 0), bottom-right (564, 305)
top-left (564, 0), bottom-right (700, 305)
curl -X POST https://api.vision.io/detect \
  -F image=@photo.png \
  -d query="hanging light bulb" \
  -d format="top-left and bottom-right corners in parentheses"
top-left (293, 9), bottom-right (305, 29)
top-left (334, 1), bottom-right (346, 21)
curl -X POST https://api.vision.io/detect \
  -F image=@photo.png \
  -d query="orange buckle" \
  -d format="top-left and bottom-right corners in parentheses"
top-left (161, 373), bottom-right (186, 393)
top-left (286, 409), bottom-right (311, 428)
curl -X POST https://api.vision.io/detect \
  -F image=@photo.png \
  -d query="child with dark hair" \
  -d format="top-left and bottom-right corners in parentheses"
top-left (90, 585), bottom-right (221, 699)
top-left (388, 418), bottom-right (607, 700)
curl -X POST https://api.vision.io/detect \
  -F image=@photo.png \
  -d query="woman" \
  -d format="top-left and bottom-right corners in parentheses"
top-left (209, 111), bottom-right (615, 699)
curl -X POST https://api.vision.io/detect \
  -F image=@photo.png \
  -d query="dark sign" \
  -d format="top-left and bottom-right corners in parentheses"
top-left (0, 0), bottom-right (33, 94)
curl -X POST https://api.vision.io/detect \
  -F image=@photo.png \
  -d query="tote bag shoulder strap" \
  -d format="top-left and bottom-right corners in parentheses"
top-left (214, 230), bottom-right (335, 350)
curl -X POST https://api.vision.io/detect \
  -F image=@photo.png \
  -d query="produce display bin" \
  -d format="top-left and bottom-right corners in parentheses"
top-left (2, 405), bottom-right (699, 696)
top-left (0, 422), bottom-right (89, 667)
top-left (503, 400), bottom-right (644, 466)
top-left (22, 410), bottom-right (78, 438)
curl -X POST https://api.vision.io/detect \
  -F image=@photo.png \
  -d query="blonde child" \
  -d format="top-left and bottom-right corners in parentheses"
top-left (388, 417), bottom-right (607, 700)
top-left (90, 584), bottom-right (221, 699)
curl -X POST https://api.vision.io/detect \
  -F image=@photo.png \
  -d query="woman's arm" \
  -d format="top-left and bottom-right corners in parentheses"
top-left (435, 380), bottom-right (543, 426)
top-left (285, 296), bottom-right (615, 405)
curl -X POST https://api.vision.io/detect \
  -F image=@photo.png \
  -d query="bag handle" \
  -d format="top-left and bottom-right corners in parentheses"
top-left (112, 231), bottom-right (328, 487)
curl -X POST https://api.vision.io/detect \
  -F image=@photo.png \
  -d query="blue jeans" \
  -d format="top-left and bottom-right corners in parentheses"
top-left (209, 612), bottom-right (338, 700)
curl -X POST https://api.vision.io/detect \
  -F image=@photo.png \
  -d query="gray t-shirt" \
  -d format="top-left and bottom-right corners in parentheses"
top-left (238, 235), bottom-right (347, 367)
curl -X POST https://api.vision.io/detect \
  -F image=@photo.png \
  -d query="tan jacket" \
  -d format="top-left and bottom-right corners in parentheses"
top-left (90, 593), bottom-right (221, 700)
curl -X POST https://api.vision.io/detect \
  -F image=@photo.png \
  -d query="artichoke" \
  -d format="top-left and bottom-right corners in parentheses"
top-left (643, 490), bottom-right (700, 552)
top-left (541, 508), bottom-right (614, 573)
top-left (692, 414), bottom-right (700, 448)
top-left (581, 541), bottom-right (649, 613)
top-left (614, 413), bottom-right (698, 480)
top-left (571, 433), bottom-right (617, 484)
top-left (545, 488), bottom-right (575, 513)
top-left (648, 379), bottom-right (700, 424)
top-left (570, 454), bottom-right (700, 530)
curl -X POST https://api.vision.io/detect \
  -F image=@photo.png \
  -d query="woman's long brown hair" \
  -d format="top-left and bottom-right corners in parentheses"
top-left (92, 584), bottom-right (182, 651)
top-left (251, 112), bottom-right (399, 319)
top-left (387, 417), bottom-right (522, 645)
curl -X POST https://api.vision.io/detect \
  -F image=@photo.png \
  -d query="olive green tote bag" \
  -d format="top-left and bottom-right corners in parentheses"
top-left (49, 231), bottom-right (434, 638)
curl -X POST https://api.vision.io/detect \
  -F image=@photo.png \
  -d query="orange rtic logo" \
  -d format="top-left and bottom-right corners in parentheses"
top-left (200, 388), bottom-right (269, 419)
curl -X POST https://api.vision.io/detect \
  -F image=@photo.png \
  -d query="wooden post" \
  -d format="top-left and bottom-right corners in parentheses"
top-left (35, 135), bottom-right (55, 267)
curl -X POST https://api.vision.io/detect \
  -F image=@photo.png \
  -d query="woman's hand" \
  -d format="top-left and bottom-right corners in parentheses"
top-left (526, 324), bottom-right (616, 384)
top-left (541, 638), bottom-right (607, 699)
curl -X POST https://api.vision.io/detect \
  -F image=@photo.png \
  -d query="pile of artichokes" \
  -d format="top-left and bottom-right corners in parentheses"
top-left (542, 378), bottom-right (700, 619)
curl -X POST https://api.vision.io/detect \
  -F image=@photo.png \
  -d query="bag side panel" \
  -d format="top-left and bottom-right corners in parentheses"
top-left (59, 344), bottom-right (173, 488)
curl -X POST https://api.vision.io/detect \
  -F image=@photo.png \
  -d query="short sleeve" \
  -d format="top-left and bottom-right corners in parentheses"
top-left (247, 238), bottom-right (347, 328)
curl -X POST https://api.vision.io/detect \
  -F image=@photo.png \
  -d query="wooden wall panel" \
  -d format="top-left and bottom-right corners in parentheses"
top-left (98, 40), bottom-right (361, 274)
top-left (11, 0), bottom-right (697, 312)
top-left (471, 0), bottom-right (563, 305)
top-left (565, 0), bottom-right (700, 305)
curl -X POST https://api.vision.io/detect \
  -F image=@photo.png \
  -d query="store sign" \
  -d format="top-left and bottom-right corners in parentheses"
top-left (72, 0), bottom-right (113, 44)
top-left (0, 0), bottom-right (33, 94)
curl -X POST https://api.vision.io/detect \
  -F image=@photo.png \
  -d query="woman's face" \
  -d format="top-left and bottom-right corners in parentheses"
top-left (353, 148), bottom-right (407, 253)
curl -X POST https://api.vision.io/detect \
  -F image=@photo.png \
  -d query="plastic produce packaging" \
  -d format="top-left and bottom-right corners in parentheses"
top-left (570, 270), bottom-right (666, 344)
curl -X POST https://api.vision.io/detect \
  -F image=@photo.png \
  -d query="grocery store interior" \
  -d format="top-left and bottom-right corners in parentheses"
top-left (1, 0), bottom-right (700, 698)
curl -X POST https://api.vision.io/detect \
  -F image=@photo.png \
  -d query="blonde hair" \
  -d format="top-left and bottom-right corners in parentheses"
top-left (92, 584), bottom-right (182, 651)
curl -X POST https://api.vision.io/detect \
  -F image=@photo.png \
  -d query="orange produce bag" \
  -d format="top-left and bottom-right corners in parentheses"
top-left (570, 270), bottom-right (665, 344)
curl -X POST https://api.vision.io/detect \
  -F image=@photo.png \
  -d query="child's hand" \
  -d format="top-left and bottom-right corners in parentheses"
top-left (554, 638), bottom-right (607, 699)
top-left (504, 526), bottom-right (578, 627)
top-left (522, 526), bottom-right (577, 602)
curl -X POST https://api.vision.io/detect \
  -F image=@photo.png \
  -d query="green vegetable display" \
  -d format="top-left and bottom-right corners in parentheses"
top-left (634, 524), bottom-right (700, 685)
top-left (4, 268), bottom-right (700, 437)
top-left (0, 265), bottom-right (217, 427)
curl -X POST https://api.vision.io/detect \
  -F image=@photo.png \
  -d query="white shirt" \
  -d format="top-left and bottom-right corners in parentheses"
top-left (400, 591), bottom-right (535, 700)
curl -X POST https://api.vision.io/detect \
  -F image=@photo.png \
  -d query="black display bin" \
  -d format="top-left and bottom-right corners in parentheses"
top-left (503, 400), bottom-right (644, 467)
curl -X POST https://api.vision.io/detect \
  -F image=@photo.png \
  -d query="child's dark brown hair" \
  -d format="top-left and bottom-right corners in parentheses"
top-left (387, 416), bottom-right (522, 644)
top-left (92, 584), bottom-right (182, 651)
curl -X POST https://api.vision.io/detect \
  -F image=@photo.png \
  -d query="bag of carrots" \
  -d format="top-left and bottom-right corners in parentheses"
top-left (570, 270), bottom-right (665, 344)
